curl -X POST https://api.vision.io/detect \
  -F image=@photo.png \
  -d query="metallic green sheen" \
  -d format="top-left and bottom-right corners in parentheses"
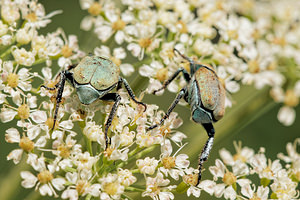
top-left (73, 56), bottom-right (120, 90)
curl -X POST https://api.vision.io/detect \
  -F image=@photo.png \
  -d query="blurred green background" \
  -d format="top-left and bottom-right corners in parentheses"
top-left (0, 0), bottom-right (299, 199)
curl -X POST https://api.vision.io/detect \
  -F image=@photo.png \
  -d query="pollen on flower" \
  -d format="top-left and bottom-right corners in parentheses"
top-left (7, 73), bottom-right (19, 88)
top-left (233, 153), bottom-right (247, 163)
top-left (159, 125), bottom-right (171, 136)
top-left (61, 45), bottom-right (73, 58)
top-left (181, 61), bottom-right (190, 72)
top-left (249, 196), bottom-right (262, 200)
top-left (222, 171), bottom-right (237, 185)
top-left (162, 157), bottom-right (176, 169)
top-left (112, 19), bottom-right (126, 31)
top-left (76, 180), bottom-right (89, 195)
top-left (110, 115), bottom-right (119, 131)
top-left (103, 182), bottom-right (119, 195)
top-left (155, 68), bottom-right (168, 82)
top-left (284, 90), bottom-right (299, 107)
top-left (176, 20), bottom-right (188, 34)
top-left (17, 104), bottom-right (30, 120)
top-left (26, 12), bottom-right (37, 22)
top-left (183, 174), bottom-right (198, 186)
top-left (149, 183), bottom-right (160, 195)
top-left (248, 60), bottom-right (260, 73)
top-left (57, 144), bottom-right (70, 158)
top-left (88, 2), bottom-right (102, 16)
top-left (104, 147), bottom-right (114, 158)
top-left (45, 117), bottom-right (59, 129)
top-left (272, 37), bottom-right (286, 47)
top-left (19, 136), bottom-right (34, 152)
top-left (227, 30), bottom-right (238, 40)
top-left (37, 170), bottom-right (53, 184)
top-left (110, 56), bottom-right (121, 67)
top-left (138, 38), bottom-right (152, 48)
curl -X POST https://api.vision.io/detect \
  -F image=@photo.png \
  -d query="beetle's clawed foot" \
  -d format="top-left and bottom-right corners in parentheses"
top-left (196, 173), bottom-right (202, 186)
top-left (152, 88), bottom-right (164, 95)
top-left (104, 136), bottom-right (111, 151)
top-left (40, 84), bottom-right (56, 91)
top-left (137, 102), bottom-right (147, 112)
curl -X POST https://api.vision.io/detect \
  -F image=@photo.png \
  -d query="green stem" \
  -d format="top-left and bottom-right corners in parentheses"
top-left (78, 121), bottom-right (93, 156)
top-left (121, 194), bottom-right (134, 200)
top-left (0, 157), bottom-right (30, 200)
top-left (116, 145), bottom-right (158, 169)
top-left (125, 186), bottom-right (145, 193)
top-left (32, 58), bottom-right (47, 66)
top-left (130, 169), bottom-right (140, 174)
top-left (0, 46), bottom-right (12, 59)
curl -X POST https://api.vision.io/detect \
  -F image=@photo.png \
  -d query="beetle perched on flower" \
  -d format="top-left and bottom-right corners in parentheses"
top-left (147, 48), bottom-right (225, 185)
top-left (41, 55), bottom-right (147, 149)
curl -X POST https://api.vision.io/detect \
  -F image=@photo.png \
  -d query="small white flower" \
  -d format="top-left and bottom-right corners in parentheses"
top-left (241, 184), bottom-right (269, 200)
top-left (99, 173), bottom-right (124, 200)
top-left (207, 159), bottom-right (251, 199)
top-left (62, 169), bottom-right (101, 199)
top-left (12, 46), bottom-right (36, 66)
top-left (136, 157), bottom-right (159, 175)
top-left (142, 172), bottom-right (175, 200)
top-left (277, 106), bottom-right (296, 126)
top-left (117, 168), bottom-right (137, 187)
top-left (73, 152), bottom-right (98, 170)
top-left (219, 141), bottom-right (255, 166)
top-left (83, 121), bottom-right (104, 143)
top-left (159, 139), bottom-right (189, 180)
top-left (1, 0), bottom-right (20, 24)
top-left (21, 155), bottom-right (66, 197)
top-left (249, 153), bottom-right (282, 180)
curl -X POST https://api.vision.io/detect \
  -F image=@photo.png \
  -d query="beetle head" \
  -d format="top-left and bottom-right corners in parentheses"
top-left (173, 48), bottom-right (197, 75)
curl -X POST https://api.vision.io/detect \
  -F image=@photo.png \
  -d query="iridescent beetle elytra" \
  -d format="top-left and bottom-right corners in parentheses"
top-left (147, 48), bottom-right (225, 185)
top-left (41, 55), bottom-right (147, 149)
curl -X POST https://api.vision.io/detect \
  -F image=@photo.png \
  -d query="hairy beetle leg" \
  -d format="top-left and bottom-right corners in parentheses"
top-left (147, 87), bottom-right (187, 131)
top-left (120, 77), bottom-right (147, 112)
top-left (197, 123), bottom-right (215, 186)
top-left (152, 68), bottom-right (191, 95)
top-left (101, 93), bottom-right (121, 150)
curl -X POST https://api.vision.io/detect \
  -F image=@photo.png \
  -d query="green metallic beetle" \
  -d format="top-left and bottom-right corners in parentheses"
top-left (42, 55), bottom-right (146, 149)
top-left (147, 49), bottom-right (225, 185)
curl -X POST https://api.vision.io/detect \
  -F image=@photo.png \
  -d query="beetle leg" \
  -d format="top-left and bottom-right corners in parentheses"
top-left (153, 68), bottom-right (190, 95)
top-left (67, 64), bottom-right (77, 70)
top-left (100, 93), bottom-right (121, 150)
top-left (52, 71), bottom-right (68, 129)
top-left (197, 123), bottom-right (215, 186)
top-left (116, 78), bottom-right (122, 91)
top-left (147, 87), bottom-right (187, 130)
top-left (42, 71), bottom-right (68, 129)
top-left (119, 77), bottom-right (147, 111)
top-left (40, 71), bottom-right (67, 129)
top-left (40, 85), bottom-right (56, 90)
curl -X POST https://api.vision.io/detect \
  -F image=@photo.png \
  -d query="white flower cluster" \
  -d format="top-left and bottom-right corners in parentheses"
top-left (198, 140), bottom-right (300, 200)
top-left (0, 2), bottom-right (194, 199)
top-left (80, 0), bottom-right (300, 126)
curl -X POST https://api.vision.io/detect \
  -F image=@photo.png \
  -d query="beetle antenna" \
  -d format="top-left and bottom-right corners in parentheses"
top-left (173, 48), bottom-right (194, 64)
